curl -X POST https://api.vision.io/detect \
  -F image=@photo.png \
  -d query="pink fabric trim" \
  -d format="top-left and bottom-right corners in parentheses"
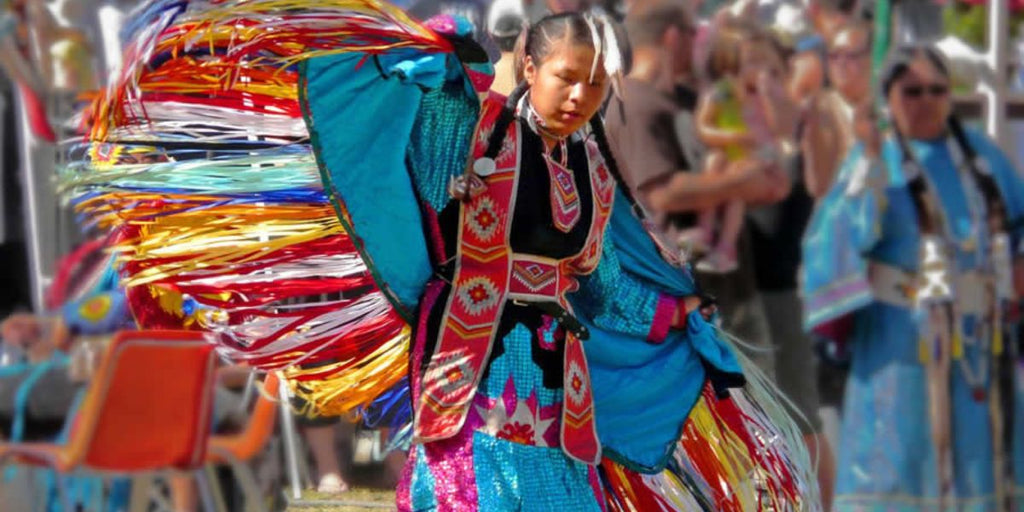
top-left (423, 422), bottom-right (480, 511)
top-left (647, 294), bottom-right (676, 343)
top-left (422, 207), bottom-right (447, 265)
top-left (395, 447), bottom-right (416, 511)
top-left (588, 465), bottom-right (608, 511)
top-left (411, 280), bottom-right (445, 403)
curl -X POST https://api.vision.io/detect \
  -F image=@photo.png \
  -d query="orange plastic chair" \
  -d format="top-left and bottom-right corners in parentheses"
top-left (0, 330), bottom-right (218, 510)
top-left (206, 372), bottom-right (280, 512)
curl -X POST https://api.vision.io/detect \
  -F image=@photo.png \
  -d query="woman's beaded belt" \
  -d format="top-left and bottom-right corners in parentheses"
top-left (867, 262), bottom-right (917, 308)
top-left (869, 261), bottom-right (994, 315)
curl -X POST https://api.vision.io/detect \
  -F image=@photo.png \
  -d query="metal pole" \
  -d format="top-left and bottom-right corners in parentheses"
top-left (277, 376), bottom-right (304, 501)
top-left (0, 91), bottom-right (6, 245)
top-left (983, 0), bottom-right (1009, 145)
top-left (13, 87), bottom-right (48, 312)
top-left (985, 3), bottom-right (1011, 507)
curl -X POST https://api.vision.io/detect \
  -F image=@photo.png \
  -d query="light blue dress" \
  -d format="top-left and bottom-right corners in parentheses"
top-left (803, 129), bottom-right (1024, 512)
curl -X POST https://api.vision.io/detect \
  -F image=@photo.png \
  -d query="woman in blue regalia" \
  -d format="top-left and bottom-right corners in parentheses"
top-left (803, 43), bottom-right (1024, 511)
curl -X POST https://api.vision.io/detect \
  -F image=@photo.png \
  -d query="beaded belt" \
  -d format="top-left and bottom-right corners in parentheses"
top-left (508, 255), bottom-right (562, 302)
top-left (507, 255), bottom-right (589, 339)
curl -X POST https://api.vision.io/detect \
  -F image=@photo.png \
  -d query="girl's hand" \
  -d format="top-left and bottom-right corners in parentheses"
top-left (672, 296), bottom-right (718, 328)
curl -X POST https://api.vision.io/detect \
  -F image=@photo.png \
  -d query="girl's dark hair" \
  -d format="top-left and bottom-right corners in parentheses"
top-left (513, 13), bottom-right (631, 83)
top-left (523, 13), bottom-right (601, 68)
top-left (882, 43), bottom-right (1007, 232)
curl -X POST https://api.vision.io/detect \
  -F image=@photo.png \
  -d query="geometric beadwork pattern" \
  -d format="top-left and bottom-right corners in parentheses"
top-left (511, 259), bottom-right (558, 297)
top-left (455, 276), bottom-right (501, 316)
top-left (547, 156), bottom-right (582, 233)
top-left (423, 349), bottom-right (477, 411)
top-left (467, 197), bottom-right (500, 242)
top-left (565, 359), bottom-right (588, 407)
top-left (416, 94), bottom-right (518, 443)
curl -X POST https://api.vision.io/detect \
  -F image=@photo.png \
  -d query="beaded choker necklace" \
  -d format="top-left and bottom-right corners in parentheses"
top-left (517, 94), bottom-right (582, 233)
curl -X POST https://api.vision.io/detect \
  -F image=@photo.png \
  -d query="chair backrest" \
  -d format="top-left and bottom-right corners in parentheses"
top-left (68, 330), bottom-right (216, 472)
top-left (210, 373), bottom-right (280, 462)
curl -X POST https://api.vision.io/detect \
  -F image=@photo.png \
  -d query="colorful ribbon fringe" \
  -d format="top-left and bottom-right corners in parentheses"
top-left (62, 0), bottom-right (452, 418)
top-left (601, 386), bottom-right (810, 512)
top-left (599, 326), bottom-right (820, 512)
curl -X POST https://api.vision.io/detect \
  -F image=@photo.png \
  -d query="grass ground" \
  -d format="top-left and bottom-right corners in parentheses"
top-left (284, 462), bottom-right (397, 511)
top-left (285, 487), bottom-right (396, 511)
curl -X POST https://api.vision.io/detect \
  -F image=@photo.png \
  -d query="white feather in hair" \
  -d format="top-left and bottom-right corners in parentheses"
top-left (583, 13), bottom-right (603, 85)
top-left (598, 14), bottom-right (624, 99)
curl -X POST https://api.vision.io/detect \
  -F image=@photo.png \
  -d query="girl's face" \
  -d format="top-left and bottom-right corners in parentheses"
top-left (887, 56), bottom-right (951, 140)
top-left (738, 40), bottom-right (784, 95)
top-left (524, 40), bottom-right (609, 138)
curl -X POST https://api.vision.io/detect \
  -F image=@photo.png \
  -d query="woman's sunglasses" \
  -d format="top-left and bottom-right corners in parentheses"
top-left (901, 84), bottom-right (949, 98)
